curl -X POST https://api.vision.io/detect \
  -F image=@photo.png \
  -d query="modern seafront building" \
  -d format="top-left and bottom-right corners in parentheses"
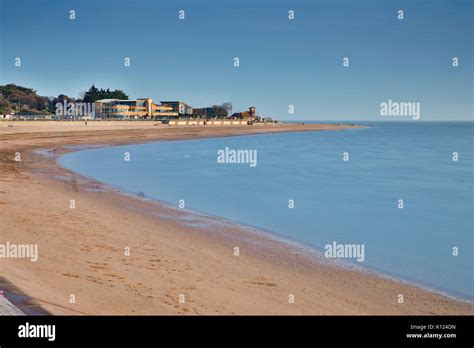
top-left (160, 101), bottom-right (193, 116)
top-left (95, 98), bottom-right (191, 119)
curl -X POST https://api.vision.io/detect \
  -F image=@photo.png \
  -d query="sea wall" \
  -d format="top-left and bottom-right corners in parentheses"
top-left (167, 119), bottom-right (248, 126)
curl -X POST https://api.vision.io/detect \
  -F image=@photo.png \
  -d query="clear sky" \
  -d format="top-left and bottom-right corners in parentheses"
top-left (1, 0), bottom-right (472, 120)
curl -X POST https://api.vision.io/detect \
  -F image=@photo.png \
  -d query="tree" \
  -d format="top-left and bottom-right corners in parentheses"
top-left (83, 85), bottom-right (99, 102)
top-left (221, 102), bottom-right (232, 116)
top-left (110, 89), bottom-right (128, 100)
top-left (211, 105), bottom-right (228, 118)
top-left (0, 96), bottom-right (12, 113)
top-left (83, 85), bottom-right (129, 102)
top-left (0, 84), bottom-right (53, 113)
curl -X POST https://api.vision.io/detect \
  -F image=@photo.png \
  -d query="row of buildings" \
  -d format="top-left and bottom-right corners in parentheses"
top-left (95, 98), bottom-right (261, 122)
top-left (1, 97), bottom-right (264, 122)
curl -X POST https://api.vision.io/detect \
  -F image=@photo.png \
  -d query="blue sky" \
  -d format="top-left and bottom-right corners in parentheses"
top-left (0, 0), bottom-right (472, 120)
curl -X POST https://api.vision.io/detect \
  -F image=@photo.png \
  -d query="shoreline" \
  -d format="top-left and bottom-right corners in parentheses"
top-left (63, 161), bottom-right (474, 306)
top-left (57, 131), bottom-right (473, 304)
top-left (58, 142), bottom-right (472, 305)
top-left (1, 121), bottom-right (472, 315)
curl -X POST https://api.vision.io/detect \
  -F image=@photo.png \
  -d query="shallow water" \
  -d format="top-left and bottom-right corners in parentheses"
top-left (58, 122), bottom-right (473, 300)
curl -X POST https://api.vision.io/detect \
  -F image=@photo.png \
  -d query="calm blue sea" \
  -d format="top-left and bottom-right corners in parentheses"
top-left (58, 122), bottom-right (473, 300)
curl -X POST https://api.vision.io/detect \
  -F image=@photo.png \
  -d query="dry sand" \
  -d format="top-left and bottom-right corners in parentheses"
top-left (0, 121), bottom-right (472, 315)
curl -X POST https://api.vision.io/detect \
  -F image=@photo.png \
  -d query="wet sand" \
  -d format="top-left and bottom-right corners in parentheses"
top-left (0, 121), bottom-right (472, 315)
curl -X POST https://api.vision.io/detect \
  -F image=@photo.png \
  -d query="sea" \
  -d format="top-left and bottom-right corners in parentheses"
top-left (58, 121), bottom-right (473, 301)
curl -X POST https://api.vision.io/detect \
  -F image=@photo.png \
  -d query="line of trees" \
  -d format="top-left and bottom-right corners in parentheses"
top-left (82, 85), bottom-right (129, 103)
top-left (0, 83), bottom-right (236, 119)
top-left (0, 84), bottom-right (129, 114)
top-left (0, 84), bottom-right (50, 114)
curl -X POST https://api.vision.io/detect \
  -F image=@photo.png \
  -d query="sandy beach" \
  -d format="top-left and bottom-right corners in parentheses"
top-left (0, 121), bottom-right (472, 315)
